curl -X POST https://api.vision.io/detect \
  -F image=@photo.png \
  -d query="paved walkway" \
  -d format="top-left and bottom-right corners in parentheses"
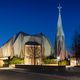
top-left (0, 67), bottom-right (80, 80)
top-left (0, 68), bottom-right (64, 80)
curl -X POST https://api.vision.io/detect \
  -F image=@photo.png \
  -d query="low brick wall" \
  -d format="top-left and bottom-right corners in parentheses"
top-left (15, 65), bottom-right (66, 73)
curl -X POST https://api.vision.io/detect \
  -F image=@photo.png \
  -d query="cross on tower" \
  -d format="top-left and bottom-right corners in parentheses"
top-left (57, 4), bottom-right (62, 13)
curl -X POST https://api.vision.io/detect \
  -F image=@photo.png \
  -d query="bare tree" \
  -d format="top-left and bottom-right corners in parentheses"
top-left (72, 32), bottom-right (80, 65)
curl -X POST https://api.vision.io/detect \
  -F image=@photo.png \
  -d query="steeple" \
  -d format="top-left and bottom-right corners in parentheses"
top-left (57, 4), bottom-right (64, 37)
top-left (54, 4), bottom-right (66, 61)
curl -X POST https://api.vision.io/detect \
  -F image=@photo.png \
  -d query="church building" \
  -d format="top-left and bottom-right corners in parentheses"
top-left (0, 4), bottom-right (68, 66)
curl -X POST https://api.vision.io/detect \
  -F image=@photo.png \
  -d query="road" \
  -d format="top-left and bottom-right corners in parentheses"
top-left (0, 68), bottom-right (80, 80)
top-left (0, 68), bottom-right (64, 80)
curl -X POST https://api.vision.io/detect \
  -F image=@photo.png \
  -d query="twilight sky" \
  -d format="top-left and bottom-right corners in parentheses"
top-left (0, 0), bottom-right (80, 50)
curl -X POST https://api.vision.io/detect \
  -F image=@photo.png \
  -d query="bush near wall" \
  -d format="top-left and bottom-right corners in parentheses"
top-left (58, 60), bottom-right (70, 66)
top-left (8, 57), bottom-right (24, 64)
top-left (43, 58), bottom-right (57, 64)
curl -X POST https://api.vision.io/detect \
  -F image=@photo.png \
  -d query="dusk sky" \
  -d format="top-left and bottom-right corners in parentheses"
top-left (0, 0), bottom-right (80, 50)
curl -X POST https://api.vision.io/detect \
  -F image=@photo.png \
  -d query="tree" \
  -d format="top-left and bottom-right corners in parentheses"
top-left (72, 32), bottom-right (80, 65)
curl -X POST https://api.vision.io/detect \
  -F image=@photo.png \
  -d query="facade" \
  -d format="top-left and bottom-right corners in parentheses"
top-left (54, 4), bottom-right (66, 61)
top-left (0, 32), bottom-right (52, 65)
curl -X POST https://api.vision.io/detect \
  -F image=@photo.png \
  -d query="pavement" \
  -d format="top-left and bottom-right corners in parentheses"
top-left (0, 67), bottom-right (80, 80)
top-left (0, 67), bottom-right (65, 80)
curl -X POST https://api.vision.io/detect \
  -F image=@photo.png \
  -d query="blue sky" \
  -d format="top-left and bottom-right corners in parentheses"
top-left (0, 0), bottom-right (80, 51)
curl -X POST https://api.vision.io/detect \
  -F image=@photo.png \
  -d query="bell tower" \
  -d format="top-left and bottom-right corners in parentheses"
top-left (54, 4), bottom-right (66, 61)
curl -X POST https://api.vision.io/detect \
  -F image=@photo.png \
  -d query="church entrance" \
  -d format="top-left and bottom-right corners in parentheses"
top-left (24, 41), bottom-right (42, 65)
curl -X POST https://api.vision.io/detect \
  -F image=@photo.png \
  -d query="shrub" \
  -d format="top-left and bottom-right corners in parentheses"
top-left (9, 57), bottom-right (24, 64)
top-left (43, 58), bottom-right (57, 64)
top-left (58, 60), bottom-right (70, 66)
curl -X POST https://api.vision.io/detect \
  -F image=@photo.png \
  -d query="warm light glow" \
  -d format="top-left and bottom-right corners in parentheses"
top-left (57, 56), bottom-right (60, 61)
top-left (74, 60), bottom-right (77, 64)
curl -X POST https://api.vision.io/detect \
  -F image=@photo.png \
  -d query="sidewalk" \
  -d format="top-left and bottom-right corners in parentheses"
top-left (0, 67), bottom-right (80, 80)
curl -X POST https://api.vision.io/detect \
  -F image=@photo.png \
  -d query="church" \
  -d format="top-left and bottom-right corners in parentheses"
top-left (0, 32), bottom-right (52, 65)
top-left (0, 4), bottom-right (68, 66)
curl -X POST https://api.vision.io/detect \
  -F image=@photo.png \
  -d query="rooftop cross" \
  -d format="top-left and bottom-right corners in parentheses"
top-left (57, 4), bottom-right (62, 13)
top-left (57, 4), bottom-right (64, 36)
